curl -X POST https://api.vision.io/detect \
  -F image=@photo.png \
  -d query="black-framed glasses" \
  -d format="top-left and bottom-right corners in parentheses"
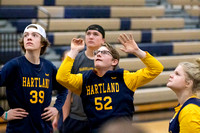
top-left (94, 50), bottom-right (112, 56)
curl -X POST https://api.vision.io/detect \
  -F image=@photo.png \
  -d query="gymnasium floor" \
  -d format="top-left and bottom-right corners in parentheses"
top-left (135, 119), bottom-right (169, 133)
top-left (0, 119), bottom-right (170, 133)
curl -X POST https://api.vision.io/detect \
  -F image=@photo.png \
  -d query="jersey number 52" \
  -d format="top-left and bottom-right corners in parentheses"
top-left (95, 96), bottom-right (112, 111)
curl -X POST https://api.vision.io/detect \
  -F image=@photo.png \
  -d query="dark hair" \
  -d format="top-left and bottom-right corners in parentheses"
top-left (85, 24), bottom-right (105, 38)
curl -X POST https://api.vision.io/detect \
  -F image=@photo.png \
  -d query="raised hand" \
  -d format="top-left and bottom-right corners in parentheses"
top-left (71, 38), bottom-right (85, 53)
top-left (118, 33), bottom-right (139, 53)
top-left (118, 33), bottom-right (146, 58)
top-left (68, 38), bottom-right (85, 59)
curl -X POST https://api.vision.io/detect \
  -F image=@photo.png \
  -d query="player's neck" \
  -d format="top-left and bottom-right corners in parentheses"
top-left (96, 67), bottom-right (113, 77)
top-left (25, 52), bottom-right (40, 64)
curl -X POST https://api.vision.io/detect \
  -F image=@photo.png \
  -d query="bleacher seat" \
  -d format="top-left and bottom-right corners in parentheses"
top-left (173, 41), bottom-right (200, 54)
top-left (152, 29), bottom-right (200, 42)
top-left (0, 0), bottom-right (44, 6)
top-left (0, 6), bottom-right (165, 19)
top-left (0, 6), bottom-right (37, 19)
top-left (185, 7), bottom-right (200, 17)
top-left (115, 43), bottom-right (173, 57)
top-left (45, 29), bottom-right (200, 45)
top-left (134, 87), bottom-right (177, 104)
top-left (119, 54), bottom-right (199, 71)
top-left (1, 0), bottom-right (146, 6)
top-left (130, 18), bottom-right (184, 30)
top-left (9, 17), bottom-right (185, 33)
top-left (143, 71), bottom-right (171, 87)
top-left (168, 0), bottom-right (200, 6)
top-left (55, 0), bottom-right (146, 6)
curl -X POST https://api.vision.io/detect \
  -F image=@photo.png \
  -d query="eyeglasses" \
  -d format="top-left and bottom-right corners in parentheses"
top-left (94, 50), bottom-right (112, 56)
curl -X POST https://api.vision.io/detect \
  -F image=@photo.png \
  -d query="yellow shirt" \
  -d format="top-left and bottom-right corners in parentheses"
top-left (172, 96), bottom-right (200, 133)
top-left (56, 52), bottom-right (164, 95)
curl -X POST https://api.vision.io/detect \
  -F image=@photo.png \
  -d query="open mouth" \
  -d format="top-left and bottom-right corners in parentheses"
top-left (96, 59), bottom-right (102, 61)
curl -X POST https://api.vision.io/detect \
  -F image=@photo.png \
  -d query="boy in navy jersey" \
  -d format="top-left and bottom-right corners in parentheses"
top-left (57, 33), bottom-right (163, 132)
top-left (53, 24), bottom-right (106, 133)
top-left (0, 24), bottom-right (67, 133)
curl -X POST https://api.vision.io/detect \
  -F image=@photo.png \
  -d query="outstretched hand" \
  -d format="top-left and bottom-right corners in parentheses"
top-left (118, 33), bottom-right (146, 58)
top-left (118, 33), bottom-right (139, 54)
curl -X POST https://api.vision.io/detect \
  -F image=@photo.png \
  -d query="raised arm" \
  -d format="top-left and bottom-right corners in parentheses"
top-left (118, 33), bottom-right (164, 91)
top-left (56, 38), bottom-right (85, 95)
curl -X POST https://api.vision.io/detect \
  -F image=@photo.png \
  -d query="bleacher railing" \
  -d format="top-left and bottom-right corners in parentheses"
top-left (36, 6), bottom-right (51, 33)
top-left (0, 33), bottom-right (22, 64)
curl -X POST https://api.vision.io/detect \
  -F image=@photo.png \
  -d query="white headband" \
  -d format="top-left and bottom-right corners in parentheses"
top-left (24, 24), bottom-right (46, 39)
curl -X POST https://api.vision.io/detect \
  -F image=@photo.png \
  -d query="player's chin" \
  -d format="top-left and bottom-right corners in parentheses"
top-left (94, 62), bottom-right (102, 69)
top-left (166, 82), bottom-right (172, 89)
top-left (24, 46), bottom-right (35, 51)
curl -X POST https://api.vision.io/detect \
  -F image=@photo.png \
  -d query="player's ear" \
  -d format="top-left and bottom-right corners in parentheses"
top-left (112, 59), bottom-right (118, 66)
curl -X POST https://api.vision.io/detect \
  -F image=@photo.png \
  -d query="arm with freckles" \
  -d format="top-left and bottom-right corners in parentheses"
top-left (56, 38), bottom-right (85, 95)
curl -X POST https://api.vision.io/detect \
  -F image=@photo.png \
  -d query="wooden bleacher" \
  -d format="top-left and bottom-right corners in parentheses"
top-left (168, 0), bottom-right (200, 6)
top-left (185, 6), bottom-right (200, 17)
top-left (30, 18), bottom-right (185, 32)
top-left (0, 5), bottom-right (165, 19)
top-left (110, 6), bottom-right (165, 18)
top-left (134, 87), bottom-right (177, 105)
top-left (49, 29), bottom-right (200, 45)
top-left (143, 71), bottom-right (170, 87)
top-left (1, 0), bottom-right (146, 6)
top-left (167, 0), bottom-right (200, 18)
top-left (114, 41), bottom-right (200, 57)
top-left (119, 54), bottom-right (199, 71)
top-left (130, 18), bottom-right (184, 30)
top-left (0, 0), bottom-right (44, 6)
top-left (55, 0), bottom-right (146, 6)
top-left (152, 29), bottom-right (200, 42)
top-left (173, 41), bottom-right (200, 54)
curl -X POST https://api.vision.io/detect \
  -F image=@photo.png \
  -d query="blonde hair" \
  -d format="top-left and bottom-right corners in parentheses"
top-left (179, 58), bottom-right (200, 92)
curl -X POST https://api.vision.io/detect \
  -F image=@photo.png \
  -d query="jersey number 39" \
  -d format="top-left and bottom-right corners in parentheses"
top-left (30, 90), bottom-right (45, 104)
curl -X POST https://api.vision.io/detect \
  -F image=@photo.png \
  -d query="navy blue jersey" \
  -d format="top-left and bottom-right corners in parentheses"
top-left (81, 69), bottom-right (134, 129)
top-left (169, 98), bottom-right (200, 133)
top-left (0, 56), bottom-right (67, 133)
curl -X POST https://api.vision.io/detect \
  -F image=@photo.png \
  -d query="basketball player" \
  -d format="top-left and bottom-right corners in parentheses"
top-left (54, 24), bottom-right (106, 133)
top-left (56, 33), bottom-right (164, 132)
top-left (0, 24), bottom-right (67, 133)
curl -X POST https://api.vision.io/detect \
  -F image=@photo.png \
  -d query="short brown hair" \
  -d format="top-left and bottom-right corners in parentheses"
top-left (102, 42), bottom-right (120, 61)
top-left (101, 42), bottom-right (120, 69)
